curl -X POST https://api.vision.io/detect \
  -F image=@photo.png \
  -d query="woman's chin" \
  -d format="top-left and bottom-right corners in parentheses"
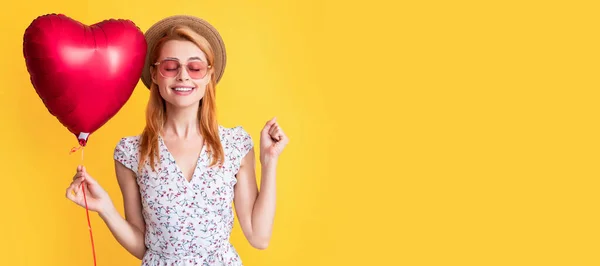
top-left (164, 98), bottom-right (202, 109)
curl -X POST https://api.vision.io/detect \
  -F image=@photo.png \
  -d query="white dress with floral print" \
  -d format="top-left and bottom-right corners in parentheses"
top-left (113, 125), bottom-right (253, 266)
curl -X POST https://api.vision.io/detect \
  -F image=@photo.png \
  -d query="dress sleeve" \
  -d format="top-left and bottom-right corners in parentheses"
top-left (114, 137), bottom-right (139, 173)
top-left (234, 126), bottom-right (254, 161)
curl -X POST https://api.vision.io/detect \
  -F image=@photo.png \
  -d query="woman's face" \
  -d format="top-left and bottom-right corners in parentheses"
top-left (152, 39), bottom-right (211, 109)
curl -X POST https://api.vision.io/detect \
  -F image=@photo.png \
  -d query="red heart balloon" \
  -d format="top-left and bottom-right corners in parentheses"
top-left (23, 14), bottom-right (147, 146)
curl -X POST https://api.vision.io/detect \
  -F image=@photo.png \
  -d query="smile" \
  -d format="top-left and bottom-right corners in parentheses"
top-left (171, 86), bottom-right (196, 95)
top-left (173, 87), bottom-right (194, 92)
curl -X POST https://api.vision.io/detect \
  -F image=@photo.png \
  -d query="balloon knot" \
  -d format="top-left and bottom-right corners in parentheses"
top-left (69, 145), bottom-right (82, 155)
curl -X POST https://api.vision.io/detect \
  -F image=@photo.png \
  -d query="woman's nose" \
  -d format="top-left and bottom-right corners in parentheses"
top-left (177, 67), bottom-right (191, 81)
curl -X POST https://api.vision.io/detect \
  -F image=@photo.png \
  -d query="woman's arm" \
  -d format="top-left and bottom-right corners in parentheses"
top-left (101, 161), bottom-right (147, 259)
top-left (66, 164), bottom-right (147, 259)
top-left (234, 148), bottom-right (277, 249)
top-left (234, 117), bottom-right (289, 249)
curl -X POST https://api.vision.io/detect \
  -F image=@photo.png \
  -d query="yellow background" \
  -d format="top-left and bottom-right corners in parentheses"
top-left (0, 0), bottom-right (598, 265)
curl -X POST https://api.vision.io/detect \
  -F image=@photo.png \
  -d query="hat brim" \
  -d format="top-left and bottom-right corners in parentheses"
top-left (141, 15), bottom-right (226, 89)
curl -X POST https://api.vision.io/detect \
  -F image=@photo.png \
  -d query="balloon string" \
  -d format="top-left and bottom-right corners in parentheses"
top-left (81, 178), bottom-right (97, 266)
top-left (70, 145), bottom-right (83, 155)
top-left (70, 147), bottom-right (97, 266)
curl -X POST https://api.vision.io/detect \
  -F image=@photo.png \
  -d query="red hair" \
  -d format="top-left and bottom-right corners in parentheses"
top-left (138, 25), bottom-right (224, 172)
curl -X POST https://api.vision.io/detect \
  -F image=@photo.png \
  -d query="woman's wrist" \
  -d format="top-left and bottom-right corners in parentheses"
top-left (99, 203), bottom-right (118, 221)
top-left (260, 156), bottom-right (278, 168)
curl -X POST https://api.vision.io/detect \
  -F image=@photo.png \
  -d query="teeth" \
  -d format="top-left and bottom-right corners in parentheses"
top-left (173, 87), bottom-right (193, 92)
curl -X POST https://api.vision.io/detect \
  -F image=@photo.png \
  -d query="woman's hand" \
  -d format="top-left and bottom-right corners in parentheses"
top-left (66, 165), bottom-right (114, 215)
top-left (259, 117), bottom-right (289, 166)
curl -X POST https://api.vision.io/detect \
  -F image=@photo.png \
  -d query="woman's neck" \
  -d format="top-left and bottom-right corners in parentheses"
top-left (163, 104), bottom-right (201, 139)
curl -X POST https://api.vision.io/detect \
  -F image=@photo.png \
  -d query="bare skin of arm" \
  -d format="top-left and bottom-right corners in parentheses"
top-left (234, 117), bottom-right (289, 249)
top-left (66, 163), bottom-right (146, 259)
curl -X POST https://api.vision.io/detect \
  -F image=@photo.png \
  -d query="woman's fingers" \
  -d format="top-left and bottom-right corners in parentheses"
top-left (72, 171), bottom-right (84, 181)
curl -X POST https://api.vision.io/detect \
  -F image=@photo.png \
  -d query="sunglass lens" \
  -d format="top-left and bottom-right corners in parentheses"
top-left (187, 61), bottom-right (208, 79)
top-left (159, 60), bottom-right (180, 77)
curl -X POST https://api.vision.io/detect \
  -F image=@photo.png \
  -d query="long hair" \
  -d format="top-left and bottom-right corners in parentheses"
top-left (138, 25), bottom-right (224, 172)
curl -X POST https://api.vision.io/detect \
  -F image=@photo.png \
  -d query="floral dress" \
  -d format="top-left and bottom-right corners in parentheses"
top-left (113, 125), bottom-right (253, 266)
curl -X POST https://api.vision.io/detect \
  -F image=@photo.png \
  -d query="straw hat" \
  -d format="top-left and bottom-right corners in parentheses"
top-left (141, 15), bottom-right (226, 89)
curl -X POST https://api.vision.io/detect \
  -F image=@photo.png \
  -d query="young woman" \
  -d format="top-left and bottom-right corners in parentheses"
top-left (66, 15), bottom-right (289, 265)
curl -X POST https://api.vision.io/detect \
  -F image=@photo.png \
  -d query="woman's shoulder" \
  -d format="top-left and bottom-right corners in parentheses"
top-left (114, 135), bottom-right (141, 171)
top-left (218, 124), bottom-right (253, 157)
top-left (117, 134), bottom-right (141, 145)
top-left (218, 124), bottom-right (251, 141)
top-left (114, 135), bottom-right (142, 155)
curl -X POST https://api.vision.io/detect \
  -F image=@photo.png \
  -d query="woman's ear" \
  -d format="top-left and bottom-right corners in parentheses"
top-left (150, 67), bottom-right (157, 84)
